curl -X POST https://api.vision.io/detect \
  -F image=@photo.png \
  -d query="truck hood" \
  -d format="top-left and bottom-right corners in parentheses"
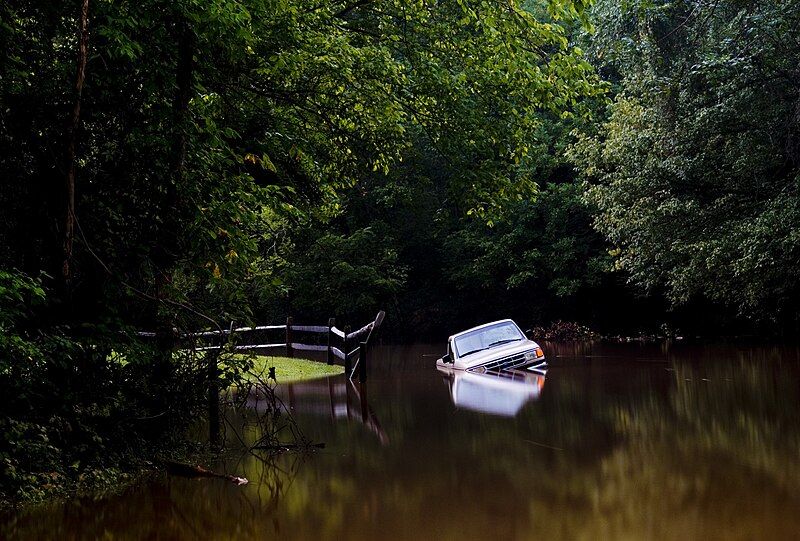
top-left (453, 339), bottom-right (540, 371)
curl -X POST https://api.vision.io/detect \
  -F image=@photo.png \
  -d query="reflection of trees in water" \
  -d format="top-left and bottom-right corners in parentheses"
top-left (8, 346), bottom-right (800, 540)
top-left (665, 349), bottom-right (800, 489)
top-left (0, 451), bottom-right (308, 540)
top-left (525, 346), bottom-right (800, 540)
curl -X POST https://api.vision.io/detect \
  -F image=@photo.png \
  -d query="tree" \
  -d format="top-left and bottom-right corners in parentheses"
top-left (571, 0), bottom-right (800, 326)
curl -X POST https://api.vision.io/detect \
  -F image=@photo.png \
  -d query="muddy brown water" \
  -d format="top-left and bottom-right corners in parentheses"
top-left (4, 342), bottom-right (800, 540)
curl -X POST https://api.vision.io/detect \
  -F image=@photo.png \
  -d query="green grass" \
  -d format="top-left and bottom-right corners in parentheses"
top-left (240, 355), bottom-right (343, 383)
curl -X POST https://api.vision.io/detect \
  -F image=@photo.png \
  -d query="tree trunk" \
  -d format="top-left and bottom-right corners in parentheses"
top-left (151, 20), bottom-right (195, 375)
top-left (63, 0), bottom-right (90, 296)
top-left (153, 20), bottom-right (194, 299)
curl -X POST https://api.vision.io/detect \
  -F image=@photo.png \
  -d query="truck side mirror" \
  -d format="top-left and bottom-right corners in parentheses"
top-left (438, 353), bottom-right (451, 364)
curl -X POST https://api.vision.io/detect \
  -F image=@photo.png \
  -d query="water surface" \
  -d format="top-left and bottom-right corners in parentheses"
top-left (4, 342), bottom-right (800, 540)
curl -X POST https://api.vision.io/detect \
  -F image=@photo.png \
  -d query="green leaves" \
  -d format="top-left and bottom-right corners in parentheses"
top-left (283, 227), bottom-right (408, 322)
top-left (572, 0), bottom-right (800, 321)
top-left (0, 270), bottom-right (48, 368)
top-left (1, 0), bottom-right (604, 326)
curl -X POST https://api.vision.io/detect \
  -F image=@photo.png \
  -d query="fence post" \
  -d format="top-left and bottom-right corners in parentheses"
top-left (359, 340), bottom-right (368, 383)
top-left (327, 317), bottom-right (335, 365)
top-left (343, 325), bottom-right (351, 376)
top-left (286, 316), bottom-right (293, 358)
top-left (208, 348), bottom-right (220, 447)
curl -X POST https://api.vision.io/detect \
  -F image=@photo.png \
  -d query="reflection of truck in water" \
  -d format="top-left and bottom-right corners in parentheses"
top-left (436, 319), bottom-right (546, 373)
top-left (436, 365), bottom-right (546, 417)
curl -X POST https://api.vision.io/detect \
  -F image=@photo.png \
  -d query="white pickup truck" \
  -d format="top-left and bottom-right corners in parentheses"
top-left (436, 319), bottom-right (546, 372)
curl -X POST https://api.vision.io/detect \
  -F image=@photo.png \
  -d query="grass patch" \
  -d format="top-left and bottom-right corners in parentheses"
top-left (239, 355), bottom-right (343, 383)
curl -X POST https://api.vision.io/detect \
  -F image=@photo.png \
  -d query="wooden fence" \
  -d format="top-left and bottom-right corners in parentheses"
top-left (140, 311), bottom-right (385, 445)
top-left (184, 310), bottom-right (385, 382)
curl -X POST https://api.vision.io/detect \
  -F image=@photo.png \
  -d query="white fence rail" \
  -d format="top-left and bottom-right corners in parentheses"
top-left (137, 311), bottom-right (385, 383)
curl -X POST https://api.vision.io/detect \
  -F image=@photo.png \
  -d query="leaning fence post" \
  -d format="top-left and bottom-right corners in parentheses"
top-left (286, 316), bottom-right (293, 358)
top-left (358, 340), bottom-right (368, 383)
top-left (327, 317), bottom-right (335, 365)
top-left (343, 325), bottom-right (351, 376)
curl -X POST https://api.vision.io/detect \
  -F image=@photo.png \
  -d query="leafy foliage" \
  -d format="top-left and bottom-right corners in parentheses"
top-left (571, 0), bottom-right (800, 322)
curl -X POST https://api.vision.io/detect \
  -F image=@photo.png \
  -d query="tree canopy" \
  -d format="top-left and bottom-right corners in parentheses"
top-left (571, 0), bottom-right (800, 322)
top-left (0, 0), bottom-right (600, 325)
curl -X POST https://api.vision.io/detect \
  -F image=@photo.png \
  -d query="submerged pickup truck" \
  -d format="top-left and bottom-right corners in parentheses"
top-left (436, 319), bottom-right (546, 373)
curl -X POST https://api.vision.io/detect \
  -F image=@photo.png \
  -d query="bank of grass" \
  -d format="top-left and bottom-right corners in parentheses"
top-left (238, 355), bottom-right (343, 383)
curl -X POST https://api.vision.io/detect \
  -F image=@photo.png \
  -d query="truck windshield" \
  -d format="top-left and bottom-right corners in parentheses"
top-left (454, 322), bottom-right (524, 358)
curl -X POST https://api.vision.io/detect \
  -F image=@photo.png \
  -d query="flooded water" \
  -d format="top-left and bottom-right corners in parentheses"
top-left (4, 342), bottom-right (800, 540)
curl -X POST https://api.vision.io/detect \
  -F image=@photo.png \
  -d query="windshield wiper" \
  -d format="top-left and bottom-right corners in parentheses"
top-left (460, 347), bottom-right (486, 358)
top-left (486, 338), bottom-right (521, 348)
